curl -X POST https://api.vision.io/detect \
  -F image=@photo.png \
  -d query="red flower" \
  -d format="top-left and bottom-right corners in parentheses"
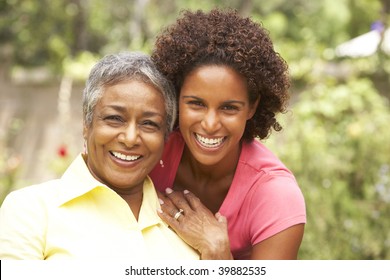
top-left (57, 145), bottom-right (68, 158)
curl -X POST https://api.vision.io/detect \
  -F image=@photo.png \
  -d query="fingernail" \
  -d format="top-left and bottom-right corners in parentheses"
top-left (183, 190), bottom-right (189, 194)
top-left (166, 187), bottom-right (173, 194)
top-left (157, 208), bottom-right (163, 213)
top-left (158, 198), bottom-right (164, 205)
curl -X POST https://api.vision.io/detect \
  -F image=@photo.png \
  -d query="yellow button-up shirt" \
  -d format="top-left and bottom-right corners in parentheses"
top-left (0, 154), bottom-right (199, 260)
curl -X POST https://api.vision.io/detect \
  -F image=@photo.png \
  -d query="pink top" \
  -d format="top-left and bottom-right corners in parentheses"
top-left (150, 131), bottom-right (306, 259)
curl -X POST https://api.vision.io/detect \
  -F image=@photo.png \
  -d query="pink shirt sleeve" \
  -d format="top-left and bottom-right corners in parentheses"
top-left (246, 173), bottom-right (306, 245)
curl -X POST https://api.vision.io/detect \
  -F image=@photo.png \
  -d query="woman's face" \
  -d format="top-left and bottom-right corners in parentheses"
top-left (84, 79), bottom-right (166, 193)
top-left (179, 65), bottom-right (258, 166)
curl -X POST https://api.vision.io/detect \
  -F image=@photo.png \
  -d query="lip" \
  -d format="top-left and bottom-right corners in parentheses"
top-left (193, 133), bottom-right (226, 151)
top-left (109, 151), bottom-right (143, 167)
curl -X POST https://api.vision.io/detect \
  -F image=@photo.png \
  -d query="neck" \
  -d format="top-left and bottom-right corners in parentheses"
top-left (83, 153), bottom-right (144, 220)
top-left (109, 184), bottom-right (144, 221)
top-left (175, 143), bottom-right (242, 213)
top-left (182, 142), bottom-right (241, 181)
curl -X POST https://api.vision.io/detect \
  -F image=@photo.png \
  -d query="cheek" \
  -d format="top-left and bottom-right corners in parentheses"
top-left (144, 134), bottom-right (165, 156)
top-left (178, 113), bottom-right (188, 126)
top-left (86, 132), bottom-right (113, 158)
top-left (223, 116), bottom-right (248, 135)
top-left (89, 126), bottom-right (116, 144)
top-left (179, 108), bottom-right (202, 126)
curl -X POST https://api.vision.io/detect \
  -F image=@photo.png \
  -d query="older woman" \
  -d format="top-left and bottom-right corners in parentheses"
top-left (0, 52), bottom-right (201, 259)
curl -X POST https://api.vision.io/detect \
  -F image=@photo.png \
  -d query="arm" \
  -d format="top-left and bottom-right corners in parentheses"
top-left (251, 224), bottom-right (305, 259)
top-left (157, 189), bottom-right (233, 260)
top-left (157, 173), bottom-right (306, 259)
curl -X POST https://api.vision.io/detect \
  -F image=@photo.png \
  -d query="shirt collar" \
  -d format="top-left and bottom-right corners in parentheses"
top-left (55, 154), bottom-right (164, 229)
top-left (138, 176), bottom-right (164, 230)
top-left (52, 153), bottom-right (106, 206)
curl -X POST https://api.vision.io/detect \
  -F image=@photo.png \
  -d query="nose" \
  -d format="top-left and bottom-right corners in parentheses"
top-left (201, 109), bottom-right (222, 134)
top-left (118, 122), bottom-right (140, 147)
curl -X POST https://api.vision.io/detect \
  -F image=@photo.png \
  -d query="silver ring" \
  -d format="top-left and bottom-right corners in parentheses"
top-left (174, 209), bottom-right (184, 220)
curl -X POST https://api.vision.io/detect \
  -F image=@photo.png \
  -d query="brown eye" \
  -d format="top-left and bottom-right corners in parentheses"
top-left (105, 115), bottom-right (123, 121)
top-left (140, 120), bottom-right (161, 132)
top-left (187, 100), bottom-right (205, 107)
top-left (221, 105), bottom-right (238, 111)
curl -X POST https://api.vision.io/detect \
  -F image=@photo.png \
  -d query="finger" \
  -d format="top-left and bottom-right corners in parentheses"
top-left (215, 212), bottom-right (228, 224)
top-left (157, 190), bottom-right (173, 209)
top-left (156, 190), bottom-right (166, 200)
top-left (157, 207), bottom-right (197, 246)
top-left (182, 190), bottom-right (208, 211)
top-left (165, 188), bottom-right (193, 213)
top-left (158, 194), bottom-right (181, 217)
top-left (172, 208), bottom-right (184, 221)
top-left (157, 208), bottom-right (181, 228)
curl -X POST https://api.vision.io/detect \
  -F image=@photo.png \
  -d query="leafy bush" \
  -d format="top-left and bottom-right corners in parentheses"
top-left (266, 77), bottom-right (390, 259)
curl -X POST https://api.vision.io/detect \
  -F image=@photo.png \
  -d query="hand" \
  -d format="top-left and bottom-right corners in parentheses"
top-left (157, 188), bottom-right (233, 260)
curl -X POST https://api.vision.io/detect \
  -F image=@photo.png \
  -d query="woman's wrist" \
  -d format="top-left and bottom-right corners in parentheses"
top-left (199, 237), bottom-right (233, 260)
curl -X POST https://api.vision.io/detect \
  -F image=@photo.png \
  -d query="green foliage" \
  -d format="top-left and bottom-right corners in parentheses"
top-left (63, 51), bottom-right (100, 81)
top-left (265, 77), bottom-right (390, 259)
top-left (0, 151), bottom-right (20, 205)
top-left (0, 118), bottom-right (24, 204)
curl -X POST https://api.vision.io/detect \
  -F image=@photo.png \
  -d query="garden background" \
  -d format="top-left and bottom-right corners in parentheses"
top-left (1, 0), bottom-right (389, 259)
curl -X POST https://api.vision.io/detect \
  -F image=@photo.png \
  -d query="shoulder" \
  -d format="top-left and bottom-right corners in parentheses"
top-left (150, 130), bottom-right (185, 191)
top-left (226, 139), bottom-right (305, 217)
top-left (156, 130), bottom-right (185, 165)
top-left (163, 130), bottom-right (185, 153)
top-left (0, 181), bottom-right (61, 260)
top-left (240, 139), bottom-right (292, 175)
top-left (1, 180), bottom-right (62, 211)
top-left (240, 141), bottom-right (304, 206)
top-left (6, 179), bottom-right (62, 197)
top-left (236, 139), bottom-right (306, 223)
top-left (234, 139), bottom-right (297, 191)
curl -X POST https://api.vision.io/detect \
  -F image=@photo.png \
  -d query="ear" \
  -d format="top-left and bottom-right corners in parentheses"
top-left (247, 97), bottom-right (260, 120)
top-left (83, 122), bottom-right (88, 140)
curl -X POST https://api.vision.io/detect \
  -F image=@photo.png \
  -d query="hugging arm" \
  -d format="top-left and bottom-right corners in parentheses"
top-left (157, 188), bottom-right (305, 260)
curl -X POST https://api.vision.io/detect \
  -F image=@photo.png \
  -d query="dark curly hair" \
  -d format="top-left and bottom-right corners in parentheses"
top-left (151, 8), bottom-right (290, 140)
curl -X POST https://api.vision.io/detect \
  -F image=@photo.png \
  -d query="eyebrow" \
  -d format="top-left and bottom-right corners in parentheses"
top-left (105, 104), bottom-right (165, 117)
top-left (105, 104), bottom-right (127, 113)
top-left (182, 95), bottom-right (246, 106)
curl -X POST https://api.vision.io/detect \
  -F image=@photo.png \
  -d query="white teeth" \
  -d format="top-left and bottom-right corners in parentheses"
top-left (195, 134), bottom-right (224, 148)
top-left (112, 151), bottom-right (140, 161)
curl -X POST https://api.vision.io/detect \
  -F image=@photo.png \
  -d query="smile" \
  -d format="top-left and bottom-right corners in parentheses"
top-left (111, 151), bottom-right (141, 161)
top-left (195, 133), bottom-right (225, 148)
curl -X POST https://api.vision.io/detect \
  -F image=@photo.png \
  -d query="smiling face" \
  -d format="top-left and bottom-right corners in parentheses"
top-left (179, 65), bottom-right (258, 166)
top-left (83, 79), bottom-right (166, 193)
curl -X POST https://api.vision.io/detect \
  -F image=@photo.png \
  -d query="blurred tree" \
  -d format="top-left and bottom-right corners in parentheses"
top-left (0, 0), bottom-right (384, 73)
top-left (266, 77), bottom-right (390, 259)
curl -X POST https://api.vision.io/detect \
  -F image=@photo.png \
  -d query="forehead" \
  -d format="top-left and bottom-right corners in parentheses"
top-left (98, 80), bottom-right (165, 112)
top-left (189, 64), bottom-right (243, 78)
top-left (181, 65), bottom-right (249, 101)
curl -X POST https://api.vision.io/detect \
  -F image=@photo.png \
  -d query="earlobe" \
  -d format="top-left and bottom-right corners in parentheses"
top-left (83, 139), bottom-right (88, 155)
top-left (83, 123), bottom-right (88, 139)
top-left (82, 126), bottom-right (88, 155)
